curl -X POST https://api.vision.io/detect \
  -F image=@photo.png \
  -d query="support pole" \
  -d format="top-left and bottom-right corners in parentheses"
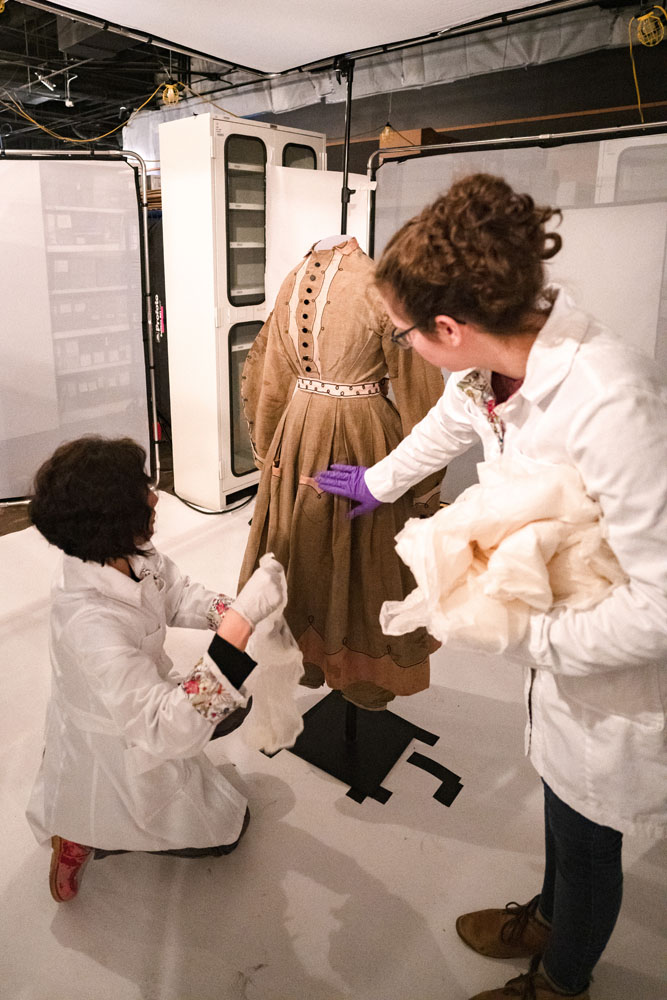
top-left (367, 162), bottom-right (377, 259)
top-left (337, 57), bottom-right (355, 233)
top-left (345, 701), bottom-right (358, 743)
top-left (288, 691), bottom-right (438, 803)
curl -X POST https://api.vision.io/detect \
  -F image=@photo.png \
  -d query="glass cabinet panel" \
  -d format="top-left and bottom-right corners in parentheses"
top-left (225, 135), bottom-right (266, 306)
top-left (229, 320), bottom-right (262, 477)
top-left (283, 143), bottom-right (317, 170)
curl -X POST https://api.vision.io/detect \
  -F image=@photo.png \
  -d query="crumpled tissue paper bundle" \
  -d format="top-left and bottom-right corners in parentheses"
top-left (380, 455), bottom-right (626, 653)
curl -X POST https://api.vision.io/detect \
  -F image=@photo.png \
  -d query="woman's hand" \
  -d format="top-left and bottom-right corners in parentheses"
top-left (315, 464), bottom-right (382, 518)
top-left (216, 608), bottom-right (253, 650)
top-left (232, 554), bottom-right (285, 628)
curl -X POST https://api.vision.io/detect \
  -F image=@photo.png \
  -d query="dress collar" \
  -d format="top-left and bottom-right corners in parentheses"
top-left (307, 236), bottom-right (360, 257)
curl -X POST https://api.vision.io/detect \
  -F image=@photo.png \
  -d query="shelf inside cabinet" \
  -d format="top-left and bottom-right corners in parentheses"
top-left (227, 162), bottom-right (265, 174)
top-left (229, 242), bottom-right (264, 249)
top-left (53, 324), bottom-right (131, 340)
top-left (47, 244), bottom-right (125, 253)
top-left (45, 205), bottom-right (127, 214)
top-left (61, 399), bottom-right (131, 424)
top-left (230, 286), bottom-right (264, 297)
top-left (57, 359), bottom-right (132, 376)
top-left (50, 285), bottom-right (130, 295)
top-left (228, 203), bottom-right (265, 211)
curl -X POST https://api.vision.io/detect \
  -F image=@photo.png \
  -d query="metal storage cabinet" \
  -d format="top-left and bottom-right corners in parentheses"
top-left (159, 113), bottom-right (326, 511)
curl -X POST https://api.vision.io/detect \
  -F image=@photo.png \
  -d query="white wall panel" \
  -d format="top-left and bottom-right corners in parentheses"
top-left (374, 135), bottom-right (667, 500)
top-left (265, 166), bottom-right (373, 308)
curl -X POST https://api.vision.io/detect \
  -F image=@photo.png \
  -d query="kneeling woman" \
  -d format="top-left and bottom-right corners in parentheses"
top-left (26, 435), bottom-right (283, 901)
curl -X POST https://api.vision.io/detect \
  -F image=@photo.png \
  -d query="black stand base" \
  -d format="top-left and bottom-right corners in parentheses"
top-left (287, 691), bottom-right (438, 803)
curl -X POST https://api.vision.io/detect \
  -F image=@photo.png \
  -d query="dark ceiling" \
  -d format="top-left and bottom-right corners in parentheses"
top-left (0, 1), bottom-right (213, 149)
top-left (0, 0), bottom-right (661, 154)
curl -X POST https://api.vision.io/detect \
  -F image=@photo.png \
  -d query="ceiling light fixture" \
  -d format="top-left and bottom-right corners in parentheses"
top-left (36, 73), bottom-right (56, 92)
top-left (65, 74), bottom-right (77, 108)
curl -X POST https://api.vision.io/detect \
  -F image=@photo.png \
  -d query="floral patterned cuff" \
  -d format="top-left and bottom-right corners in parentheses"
top-left (206, 593), bottom-right (233, 631)
top-left (181, 655), bottom-right (246, 724)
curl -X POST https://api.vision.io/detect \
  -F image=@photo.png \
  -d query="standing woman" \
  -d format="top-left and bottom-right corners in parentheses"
top-left (317, 174), bottom-right (667, 999)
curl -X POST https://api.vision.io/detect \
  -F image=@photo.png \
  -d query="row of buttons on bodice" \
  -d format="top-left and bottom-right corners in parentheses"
top-left (299, 258), bottom-right (323, 376)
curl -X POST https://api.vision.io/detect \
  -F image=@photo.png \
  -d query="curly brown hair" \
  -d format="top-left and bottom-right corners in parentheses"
top-left (30, 436), bottom-right (153, 564)
top-left (375, 173), bottom-right (562, 335)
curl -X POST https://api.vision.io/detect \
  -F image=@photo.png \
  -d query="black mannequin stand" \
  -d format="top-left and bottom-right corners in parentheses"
top-left (287, 691), bottom-right (438, 803)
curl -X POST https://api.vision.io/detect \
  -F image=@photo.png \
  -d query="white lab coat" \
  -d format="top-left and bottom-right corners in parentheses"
top-left (366, 287), bottom-right (667, 837)
top-left (26, 548), bottom-right (248, 851)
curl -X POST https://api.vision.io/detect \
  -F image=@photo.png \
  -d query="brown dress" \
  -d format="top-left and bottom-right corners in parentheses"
top-left (238, 238), bottom-right (444, 709)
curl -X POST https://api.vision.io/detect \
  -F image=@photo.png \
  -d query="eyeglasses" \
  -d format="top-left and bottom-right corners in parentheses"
top-left (390, 324), bottom-right (418, 350)
top-left (391, 314), bottom-right (466, 350)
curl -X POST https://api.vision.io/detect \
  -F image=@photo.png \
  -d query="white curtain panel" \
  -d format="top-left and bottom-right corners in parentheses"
top-left (0, 159), bottom-right (150, 498)
top-left (373, 136), bottom-right (667, 500)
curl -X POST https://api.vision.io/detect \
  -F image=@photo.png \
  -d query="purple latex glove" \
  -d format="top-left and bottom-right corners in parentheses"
top-left (315, 464), bottom-right (382, 518)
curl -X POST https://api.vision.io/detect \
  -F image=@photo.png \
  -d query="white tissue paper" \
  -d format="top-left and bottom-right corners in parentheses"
top-left (242, 554), bottom-right (305, 754)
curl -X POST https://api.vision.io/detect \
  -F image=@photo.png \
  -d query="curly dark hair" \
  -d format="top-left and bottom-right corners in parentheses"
top-left (30, 436), bottom-right (154, 564)
top-left (375, 173), bottom-right (562, 335)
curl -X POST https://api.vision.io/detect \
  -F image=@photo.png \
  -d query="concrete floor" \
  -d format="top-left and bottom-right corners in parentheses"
top-left (1, 490), bottom-right (665, 1000)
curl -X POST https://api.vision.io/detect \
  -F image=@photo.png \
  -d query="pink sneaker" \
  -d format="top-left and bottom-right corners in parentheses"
top-left (49, 835), bottom-right (93, 902)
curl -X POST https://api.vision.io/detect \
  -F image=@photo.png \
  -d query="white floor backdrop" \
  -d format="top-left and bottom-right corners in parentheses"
top-left (1, 492), bottom-right (665, 1000)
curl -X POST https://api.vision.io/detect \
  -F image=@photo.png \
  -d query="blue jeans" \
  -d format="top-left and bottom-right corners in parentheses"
top-left (537, 781), bottom-right (623, 995)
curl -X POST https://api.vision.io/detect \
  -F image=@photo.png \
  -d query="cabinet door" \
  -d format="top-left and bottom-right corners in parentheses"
top-left (228, 320), bottom-right (263, 477)
top-left (225, 135), bottom-right (267, 307)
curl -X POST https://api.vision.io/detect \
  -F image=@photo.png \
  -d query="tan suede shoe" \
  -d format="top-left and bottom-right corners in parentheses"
top-left (468, 960), bottom-right (590, 1000)
top-left (456, 896), bottom-right (551, 959)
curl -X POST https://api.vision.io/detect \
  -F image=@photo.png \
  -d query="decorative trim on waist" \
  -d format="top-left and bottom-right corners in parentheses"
top-left (296, 377), bottom-right (386, 397)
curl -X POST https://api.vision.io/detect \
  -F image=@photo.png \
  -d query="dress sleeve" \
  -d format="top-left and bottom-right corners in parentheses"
top-left (380, 313), bottom-right (447, 514)
top-left (365, 371), bottom-right (479, 503)
top-left (524, 381), bottom-right (667, 676)
top-left (241, 302), bottom-right (297, 469)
